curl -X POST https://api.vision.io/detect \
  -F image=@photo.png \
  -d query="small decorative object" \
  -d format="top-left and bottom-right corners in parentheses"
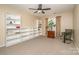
top-left (16, 25), bottom-right (20, 28)
top-left (38, 24), bottom-right (41, 28)
top-left (9, 21), bottom-right (13, 24)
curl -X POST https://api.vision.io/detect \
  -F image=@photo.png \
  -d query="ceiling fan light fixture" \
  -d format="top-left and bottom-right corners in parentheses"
top-left (38, 10), bottom-right (41, 13)
top-left (29, 4), bottom-right (51, 14)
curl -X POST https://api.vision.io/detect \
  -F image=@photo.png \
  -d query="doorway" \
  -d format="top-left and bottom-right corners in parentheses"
top-left (56, 16), bottom-right (61, 38)
top-left (45, 16), bottom-right (61, 38)
top-left (45, 17), bottom-right (56, 38)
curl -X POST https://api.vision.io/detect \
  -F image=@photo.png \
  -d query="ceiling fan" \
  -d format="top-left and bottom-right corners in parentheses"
top-left (29, 4), bottom-right (51, 14)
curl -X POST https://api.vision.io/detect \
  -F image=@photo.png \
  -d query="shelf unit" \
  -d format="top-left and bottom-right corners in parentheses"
top-left (6, 28), bottom-right (42, 47)
top-left (20, 28), bottom-right (41, 42)
top-left (6, 15), bottom-right (21, 47)
top-left (6, 15), bottom-right (42, 47)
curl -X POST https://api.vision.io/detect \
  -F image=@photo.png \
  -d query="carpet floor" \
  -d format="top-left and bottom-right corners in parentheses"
top-left (0, 36), bottom-right (78, 55)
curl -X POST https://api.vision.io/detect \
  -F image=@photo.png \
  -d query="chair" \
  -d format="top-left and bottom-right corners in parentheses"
top-left (63, 29), bottom-right (73, 43)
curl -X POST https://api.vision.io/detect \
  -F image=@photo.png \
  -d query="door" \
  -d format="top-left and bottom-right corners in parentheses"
top-left (56, 16), bottom-right (61, 38)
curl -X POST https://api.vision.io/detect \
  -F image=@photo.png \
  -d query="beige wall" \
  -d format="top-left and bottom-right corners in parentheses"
top-left (41, 11), bottom-right (73, 36)
top-left (73, 5), bottom-right (79, 51)
top-left (0, 5), bottom-right (38, 47)
top-left (58, 11), bottom-right (73, 32)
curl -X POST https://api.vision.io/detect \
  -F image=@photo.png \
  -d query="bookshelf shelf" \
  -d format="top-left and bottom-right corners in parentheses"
top-left (6, 15), bottom-right (42, 47)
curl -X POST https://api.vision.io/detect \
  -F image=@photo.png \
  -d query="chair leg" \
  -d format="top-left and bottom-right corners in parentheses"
top-left (64, 35), bottom-right (65, 43)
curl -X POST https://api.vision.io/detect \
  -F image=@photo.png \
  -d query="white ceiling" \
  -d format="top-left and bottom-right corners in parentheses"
top-left (10, 4), bottom-right (74, 17)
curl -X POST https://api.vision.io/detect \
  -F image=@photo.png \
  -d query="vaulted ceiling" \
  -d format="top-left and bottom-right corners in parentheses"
top-left (9, 4), bottom-right (74, 17)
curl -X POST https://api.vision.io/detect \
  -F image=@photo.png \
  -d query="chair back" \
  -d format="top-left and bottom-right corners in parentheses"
top-left (65, 29), bottom-right (73, 39)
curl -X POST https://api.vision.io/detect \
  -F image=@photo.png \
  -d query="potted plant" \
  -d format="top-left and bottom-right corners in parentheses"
top-left (48, 20), bottom-right (56, 31)
top-left (47, 20), bottom-right (56, 38)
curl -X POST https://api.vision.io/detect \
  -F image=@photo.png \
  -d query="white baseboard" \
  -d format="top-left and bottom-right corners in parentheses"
top-left (74, 42), bottom-right (79, 53)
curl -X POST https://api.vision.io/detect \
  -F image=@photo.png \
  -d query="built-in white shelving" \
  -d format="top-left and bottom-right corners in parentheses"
top-left (6, 15), bottom-right (42, 47)
top-left (6, 15), bottom-right (21, 47)
top-left (6, 28), bottom-right (42, 47)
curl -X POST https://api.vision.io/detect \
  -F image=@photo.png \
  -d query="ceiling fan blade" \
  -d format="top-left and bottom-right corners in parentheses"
top-left (34, 11), bottom-right (38, 13)
top-left (29, 8), bottom-right (37, 10)
top-left (38, 4), bottom-right (42, 10)
top-left (42, 10), bottom-right (45, 14)
top-left (42, 8), bottom-right (51, 10)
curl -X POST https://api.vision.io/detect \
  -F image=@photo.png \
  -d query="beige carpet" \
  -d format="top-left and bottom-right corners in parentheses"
top-left (0, 36), bottom-right (78, 55)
